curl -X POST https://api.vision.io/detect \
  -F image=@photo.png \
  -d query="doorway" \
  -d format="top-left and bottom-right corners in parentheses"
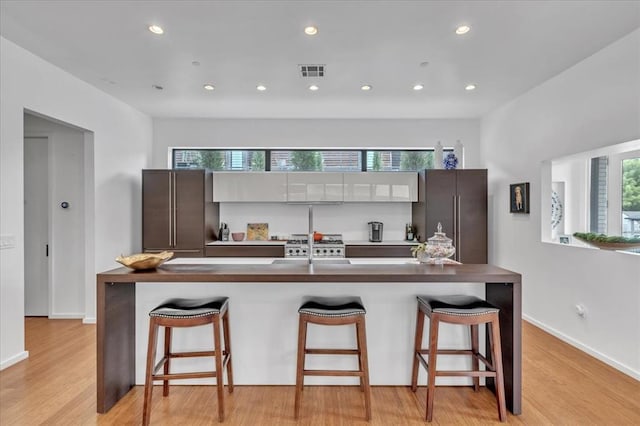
top-left (23, 112), bottom-right (88, 319)
top-left (24, 137), bottom-right (49, 316)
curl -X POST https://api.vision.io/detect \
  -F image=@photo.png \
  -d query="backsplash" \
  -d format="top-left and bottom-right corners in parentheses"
top-left (219, 202), bottom-right (411, 241)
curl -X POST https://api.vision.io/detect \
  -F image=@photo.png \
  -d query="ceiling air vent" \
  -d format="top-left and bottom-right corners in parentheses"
top-left (299, 64), bottom-right (325, 78)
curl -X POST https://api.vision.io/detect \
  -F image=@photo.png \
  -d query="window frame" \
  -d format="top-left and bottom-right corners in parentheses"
top-left (171, 147), bottom-right (452, 172)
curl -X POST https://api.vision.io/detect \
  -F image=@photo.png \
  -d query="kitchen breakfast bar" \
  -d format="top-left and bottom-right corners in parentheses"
top-left (96, 260), bottom-right (522, 416)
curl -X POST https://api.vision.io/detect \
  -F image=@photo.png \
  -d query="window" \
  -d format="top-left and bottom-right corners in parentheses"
top-left (270, 150), bottom-right (362, 171)
top-left (589, 156), bottom-right (608, 234)
top-left (172, 148), bottom-right (444, 172)
top-left (546, 139), bottom-right (640, 253)
top-left (365, 150), bottom-right (452, 171)
top-left (173, 150), bottom-right (265, 171)
top-left (622, 157), bottom-right (640, 239)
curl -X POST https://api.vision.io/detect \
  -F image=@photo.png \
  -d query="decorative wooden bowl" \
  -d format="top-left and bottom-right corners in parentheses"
top-left (115, 251), bottom-right (173, 270)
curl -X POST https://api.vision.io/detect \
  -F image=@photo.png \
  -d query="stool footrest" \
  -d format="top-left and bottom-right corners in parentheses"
top-left (436, 370), bottom-right (497, 378)
top-left (305, 349), bottom-right (359, 355)
top-left (169, 350), bottom-right (216, 358)
top-left (303, 369), bottom-right (363, 377)
top-left (417, 349), bottom-right (475, 355)
top-left (153, 371), bottom-right (217, 381)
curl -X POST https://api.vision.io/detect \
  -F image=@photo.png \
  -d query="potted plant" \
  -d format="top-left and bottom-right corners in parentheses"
top-left (572, 232), bottom-right (640, 250)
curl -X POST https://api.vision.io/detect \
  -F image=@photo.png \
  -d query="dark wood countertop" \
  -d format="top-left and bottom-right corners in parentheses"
top-left (98, 263), bottom-right (521, 284)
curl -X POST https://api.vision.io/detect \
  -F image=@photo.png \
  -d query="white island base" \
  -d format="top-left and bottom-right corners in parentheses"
top-left (134, 257), bottom-right (486, 387)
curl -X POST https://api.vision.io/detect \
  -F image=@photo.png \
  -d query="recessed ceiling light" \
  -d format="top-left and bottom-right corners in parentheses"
top-left (361, 85), bottom-right (372, 91)
top-left (148, 25), bottom-right (164, 35)
top-left (304, 26), bottom-right (318, 36)
top-left (456, 25), bottom-right (470, 35)
top-left (257, 85), bottom-right (267, 91)
top-left (203, 84), bottom-right (215, 91)
top-left (152, 84), bottom-right (163, 90)
top-left (465, 84), bottom-right (476, 91)
top-left (192, 61), bottom-right (201, 67)
top-left (419, 61), bottom-right (430, 68)
top-left (309, 84), bottom-right (319, 91)
top-left (413, 84), bottom-right (424, 91)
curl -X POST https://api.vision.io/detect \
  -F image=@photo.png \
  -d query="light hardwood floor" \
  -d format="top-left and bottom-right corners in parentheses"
top-left (1, 318), bottom-right (639, 425)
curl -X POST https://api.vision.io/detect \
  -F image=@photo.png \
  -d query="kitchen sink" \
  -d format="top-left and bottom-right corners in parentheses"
top-left (271, 258), bottom-right (351, 265)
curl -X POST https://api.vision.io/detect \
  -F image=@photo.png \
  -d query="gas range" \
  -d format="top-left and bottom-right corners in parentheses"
top-left (285, 234), bottom-right (345, 258)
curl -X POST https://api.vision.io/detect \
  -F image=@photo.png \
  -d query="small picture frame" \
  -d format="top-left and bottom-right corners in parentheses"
top-left (510, 182), bottom-right (530, 213)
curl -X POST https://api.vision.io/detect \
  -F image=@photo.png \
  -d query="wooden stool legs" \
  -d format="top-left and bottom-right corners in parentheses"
top-left (411, 309), bottom-right (507, 422)
top-left (142, 307), bottom-right (233, 425)
top-left (295, 313), bottom-right (371, 421)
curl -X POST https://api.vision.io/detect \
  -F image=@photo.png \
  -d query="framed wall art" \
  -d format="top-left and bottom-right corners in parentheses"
top-left (510, 182), bottom-right (530, 214)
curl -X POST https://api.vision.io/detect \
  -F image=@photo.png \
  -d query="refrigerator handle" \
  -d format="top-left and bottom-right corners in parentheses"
top-left (457, 195), bottom-right (461, 262)
top-left (172, 172), bottom-right (177, 248)
top-left (168, 172), bottom-right (173, 247)
top-left (453, 195), bottom-right (457, 261)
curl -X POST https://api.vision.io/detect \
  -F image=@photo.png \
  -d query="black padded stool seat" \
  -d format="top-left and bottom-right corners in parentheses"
top-left (143, 296), bottom-right (233, 425)
top-left (411, 294), bottom-right (507, 422)
top-left (295, 295), bottom-right (371, 420)
top-left (417, 295), bottom-right (499, 317)
top-left (298, 296), bottom-right (366, 317)
top-left (150, 297), bottom-right (229, 318)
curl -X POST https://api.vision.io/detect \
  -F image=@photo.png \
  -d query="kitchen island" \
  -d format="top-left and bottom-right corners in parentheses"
top-left (97, 258), bottom-right (521, 415)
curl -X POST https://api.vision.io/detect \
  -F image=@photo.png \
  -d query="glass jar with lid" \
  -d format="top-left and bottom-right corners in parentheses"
top-left (422, 222), bottom-right (456, 264)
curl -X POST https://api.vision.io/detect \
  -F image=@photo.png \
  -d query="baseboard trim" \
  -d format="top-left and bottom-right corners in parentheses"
top-left (0, 351), bottom-right (29, 371)
top-left (82, 317), bottom-right (96, 324)
top-left (49, 313), bottom-right (84, 319)
top-left (523, 315), bottom-right (640, 380)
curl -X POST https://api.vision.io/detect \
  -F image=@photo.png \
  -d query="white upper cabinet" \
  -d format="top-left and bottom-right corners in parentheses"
top-left (212, 172), bottom-right (288, 202)
top-left (287, 172), bottom-right (344, 202)
top-left (343, 172), bottom-right (417, 202)
top-left (212, 171), bottom-right (416, 202)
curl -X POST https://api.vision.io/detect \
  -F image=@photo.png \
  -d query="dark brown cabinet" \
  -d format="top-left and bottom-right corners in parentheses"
top-left (205, 245), bottom-right (284, 257)
top-left (143, 169), bottom-right (218, 257)
top-left (412, 169), bottom-right (487, 263)
top-left (345, 244), bottom-right (417, 258)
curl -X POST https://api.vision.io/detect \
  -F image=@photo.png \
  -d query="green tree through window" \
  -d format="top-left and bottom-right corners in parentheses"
top-left (200, 151), bottom-right (225, 170)
top-left (290, 151), bottom-right (322, 171)
top-left (400, 151), bottom-right (433, 171)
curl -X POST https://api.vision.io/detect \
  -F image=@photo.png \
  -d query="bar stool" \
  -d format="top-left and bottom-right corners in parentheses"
top-left (410, 295), bottom-right (506, 422)
top-left (143, 297), bottom-right (233, 425)
top-left (294, 296), bottom-right (372, 420)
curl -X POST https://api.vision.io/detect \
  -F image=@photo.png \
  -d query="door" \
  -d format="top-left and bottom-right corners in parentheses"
top-left (142, 170), bottom-right (172, 250)
top-left (424, 170), bottom-right (457, 244)
top-left (456, 170), bottom-right (487, 263)
top-left (24, 137), bottom-right (49, 316)
top-left (174, 170), bottom-right (204, 249)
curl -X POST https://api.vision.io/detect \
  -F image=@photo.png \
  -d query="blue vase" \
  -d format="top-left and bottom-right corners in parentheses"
top-left (443, 153), bottom-right (458, 170)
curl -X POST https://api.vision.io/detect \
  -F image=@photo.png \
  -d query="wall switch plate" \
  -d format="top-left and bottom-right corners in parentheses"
top-left (0, 234), bottom-right (16, 249)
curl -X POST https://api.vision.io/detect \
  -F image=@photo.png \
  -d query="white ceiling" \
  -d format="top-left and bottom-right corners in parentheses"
top-left (1, 0), bottom-right (639, 119)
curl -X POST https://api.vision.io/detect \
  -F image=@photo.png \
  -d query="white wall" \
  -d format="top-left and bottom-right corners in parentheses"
top-left (152, 118), bottom-right (481, 168)
top-left (24, 114), bottom-right (85, 318)
top-left (481, 30), bottom-right (640, 378)
top-left (0, 37), bottom-right (153, 369)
